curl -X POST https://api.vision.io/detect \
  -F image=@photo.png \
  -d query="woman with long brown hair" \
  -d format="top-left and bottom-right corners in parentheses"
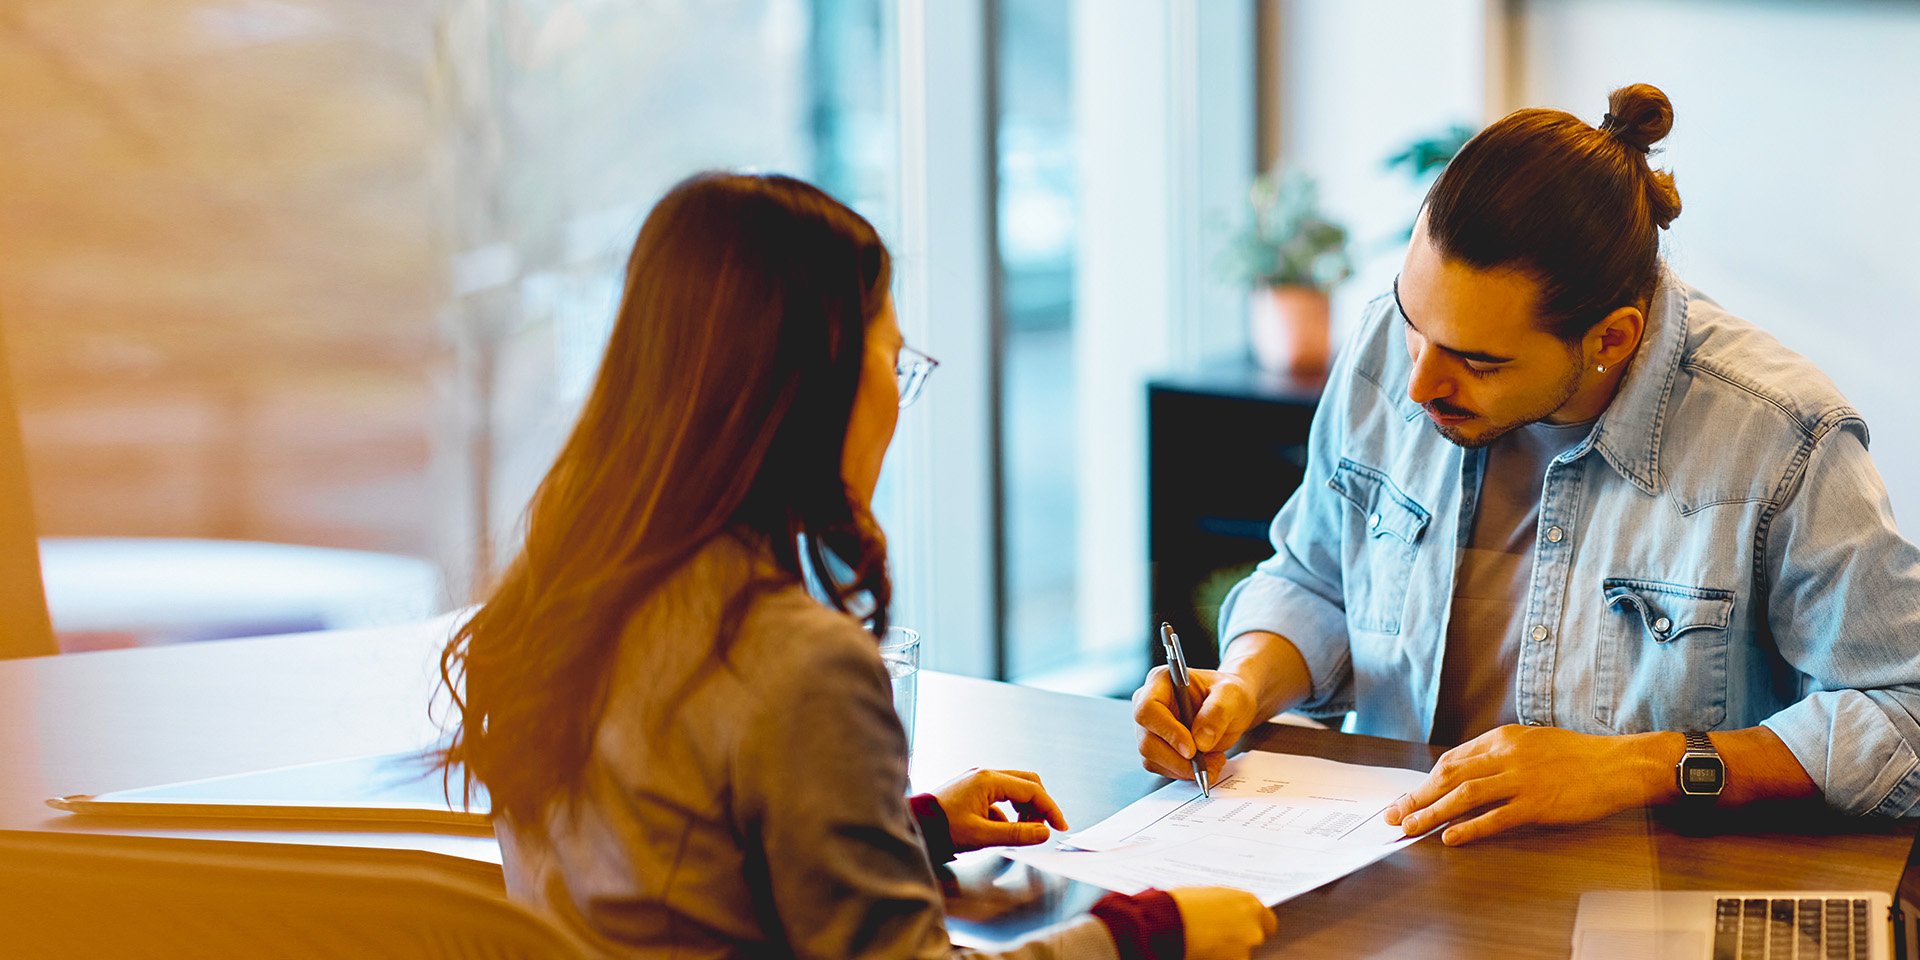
top-left (438, 172), bottom-right (1274, 959)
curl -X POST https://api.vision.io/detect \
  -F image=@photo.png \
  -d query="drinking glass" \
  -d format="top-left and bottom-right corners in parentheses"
top-left (879, 626), bottom-right (920, 755)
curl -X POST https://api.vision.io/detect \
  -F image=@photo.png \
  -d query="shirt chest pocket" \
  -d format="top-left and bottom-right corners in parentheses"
top-left (1593, 578), bottom-right (1735, 733)
top-left (1328, 458), bottom-right (1431, 636)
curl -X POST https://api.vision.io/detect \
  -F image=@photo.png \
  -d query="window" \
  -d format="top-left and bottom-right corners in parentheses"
top-left (450, 0), bottom-right (899, 583)
top-left (996, 0), bottom-right (1080, 682)
top-left (4, 0), bottom-right (1255, 680)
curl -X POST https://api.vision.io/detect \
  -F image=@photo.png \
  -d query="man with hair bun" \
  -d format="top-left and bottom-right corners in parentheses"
top-left (1134, 83), bottom-right (1920, 843)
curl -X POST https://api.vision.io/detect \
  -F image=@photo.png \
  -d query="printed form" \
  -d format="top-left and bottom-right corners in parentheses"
top-left (1004, 751), bottom-right (1434, 905)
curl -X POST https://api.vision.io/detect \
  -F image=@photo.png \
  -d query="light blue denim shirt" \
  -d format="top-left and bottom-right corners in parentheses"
top-left (1218, 267), bottom-right (1920, 817)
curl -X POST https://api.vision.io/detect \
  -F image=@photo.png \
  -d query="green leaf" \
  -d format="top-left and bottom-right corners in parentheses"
top-left (1218, 165), bottom-right (1351, 291)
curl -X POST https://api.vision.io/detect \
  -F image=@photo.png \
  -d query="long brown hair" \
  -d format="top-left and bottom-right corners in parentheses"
top-left (1426, 83), bottom-right (1683, 339)
top-left (437, 172), bottom-right (894, 822)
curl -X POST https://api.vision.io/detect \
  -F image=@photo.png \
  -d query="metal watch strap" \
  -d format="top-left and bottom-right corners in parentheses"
top-left (1678, 731), bottom-right (1724, 802)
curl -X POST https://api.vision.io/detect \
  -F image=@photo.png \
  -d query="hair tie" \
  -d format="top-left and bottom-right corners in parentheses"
top-left (1599, 112), bottom-right (1650, 153)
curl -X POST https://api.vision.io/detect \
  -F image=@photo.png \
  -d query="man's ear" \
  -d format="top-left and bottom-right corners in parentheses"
top-left (1586, 305), bottom-right (1646, 370)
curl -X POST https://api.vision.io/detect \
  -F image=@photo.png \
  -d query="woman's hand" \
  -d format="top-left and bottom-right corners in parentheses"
top-left (932, 768), bottom-right (1069, 852)
top-left (1168, 887), bottom-right (1277, 959)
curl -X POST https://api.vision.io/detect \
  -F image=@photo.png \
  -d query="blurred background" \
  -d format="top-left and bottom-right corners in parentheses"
top-left (3, 0), bottom-right (1915, 691)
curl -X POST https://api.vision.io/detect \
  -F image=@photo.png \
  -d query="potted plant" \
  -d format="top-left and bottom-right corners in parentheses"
top-left (1222, 167), bottom-right (1352, 377)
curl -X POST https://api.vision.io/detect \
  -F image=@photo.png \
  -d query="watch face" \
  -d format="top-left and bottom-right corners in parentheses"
top-left (1680, 755), bottom-right (1725, 796)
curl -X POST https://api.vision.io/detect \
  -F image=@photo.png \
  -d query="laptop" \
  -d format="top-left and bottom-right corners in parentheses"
top-left (1573, 835), bottom-right (1920, 960)
top-left (1573, 890), bottom-right (1892, 959)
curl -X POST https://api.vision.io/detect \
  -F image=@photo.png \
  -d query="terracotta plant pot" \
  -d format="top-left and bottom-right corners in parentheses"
top-left (1250, 285), bottom-right (1332, 377)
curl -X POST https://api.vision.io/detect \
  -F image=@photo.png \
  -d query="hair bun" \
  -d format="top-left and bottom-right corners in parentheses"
top-left (1599, 83), bottom-right (1674, 154)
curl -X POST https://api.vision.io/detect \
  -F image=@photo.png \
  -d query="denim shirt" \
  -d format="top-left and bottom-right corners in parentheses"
top-left (1218, 268), bottom-right (1920, 817)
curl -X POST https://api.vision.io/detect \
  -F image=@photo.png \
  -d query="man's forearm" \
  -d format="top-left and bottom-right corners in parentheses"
top-left (1635, 726), bottom-right (1820, 807)
top-left (1218, 630), bottom-right (1315, 723)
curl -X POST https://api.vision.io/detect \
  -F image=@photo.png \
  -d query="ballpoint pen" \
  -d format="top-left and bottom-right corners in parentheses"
top-left (1159, 622), bottom-right (1212, 798)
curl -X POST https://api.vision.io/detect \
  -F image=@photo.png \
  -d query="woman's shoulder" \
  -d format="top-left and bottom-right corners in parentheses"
top-left (604, 535), bottom-right (879, 687)
top-left (733, 584), bottom-right (885, 683)
top-left (594, 539), bottom-right (887, 752)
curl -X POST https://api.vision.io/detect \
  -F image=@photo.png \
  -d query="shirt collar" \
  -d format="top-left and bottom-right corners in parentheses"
top-left (1579, 266), bottom-right (1690, 495)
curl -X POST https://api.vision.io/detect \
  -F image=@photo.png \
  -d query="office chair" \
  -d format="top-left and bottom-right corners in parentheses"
top-left (0, 321), bottom-right (56, 659)
top-left (0, 830), bottom-right (597, 959)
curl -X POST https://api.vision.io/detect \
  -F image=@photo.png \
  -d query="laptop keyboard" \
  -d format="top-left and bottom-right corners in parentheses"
top-left (1714, 897), bottom-right (1870, 960)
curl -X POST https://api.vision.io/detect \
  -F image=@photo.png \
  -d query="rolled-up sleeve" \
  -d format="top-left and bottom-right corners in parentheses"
top-left (1216, 312), bottom-right (1379, 718)
top-left (1758, 419), bottom-right (1920, 816)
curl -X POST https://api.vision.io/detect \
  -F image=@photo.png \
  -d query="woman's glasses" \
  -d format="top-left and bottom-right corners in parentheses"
top-left (895, 343), bottom-right (939, 409)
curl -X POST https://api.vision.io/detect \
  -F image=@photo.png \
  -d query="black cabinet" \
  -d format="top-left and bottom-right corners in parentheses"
top-left (1147, 360), bottom-right (1322, 671)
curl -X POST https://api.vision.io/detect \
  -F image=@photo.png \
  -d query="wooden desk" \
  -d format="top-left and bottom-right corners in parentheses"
top-left (1, 622), bottom-right (1912, 958)
top-left (917, 681), bottom-right (1917, 956)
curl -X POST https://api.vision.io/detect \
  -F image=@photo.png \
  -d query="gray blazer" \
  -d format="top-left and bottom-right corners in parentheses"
top-left (496, 534), bottom-right (1122, 959)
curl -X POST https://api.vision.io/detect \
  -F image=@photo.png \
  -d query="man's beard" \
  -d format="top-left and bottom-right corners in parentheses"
top-left (1426, 357), bottom-right (1584, 450)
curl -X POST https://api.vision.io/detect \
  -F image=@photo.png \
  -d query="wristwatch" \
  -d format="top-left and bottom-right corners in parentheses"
top-left (1676, 731), bottom-right (1725, 802)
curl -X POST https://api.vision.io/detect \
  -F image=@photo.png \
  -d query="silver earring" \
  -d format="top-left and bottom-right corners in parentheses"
top-left (1596, 364), bottom-right (1608, 373)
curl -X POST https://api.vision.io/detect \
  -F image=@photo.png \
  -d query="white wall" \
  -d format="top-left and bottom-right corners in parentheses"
top-left (1516, 0), bottom-right (1920, 527)
top-left (887, 0), bottom-right (998, 676)
top-left (1066, 1), bottom-right (1257, 681)
top-left (1072, 0), bottom-right (1178, 669)
top-left (1183, 1), bottom-right (1262, 365)
top-left (1274, 0), bottom-right (1493, 342)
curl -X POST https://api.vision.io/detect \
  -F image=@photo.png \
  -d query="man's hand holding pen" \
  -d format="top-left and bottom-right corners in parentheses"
top-left (1158, 624), bottom-right (1214, 796)
top-left (1131, 665), bottom-right (1263, 787)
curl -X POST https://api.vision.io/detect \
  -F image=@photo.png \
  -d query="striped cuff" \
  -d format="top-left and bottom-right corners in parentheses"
top-left (907, 793), bottom-right (956, 864)
top-left (1089, 888), bottom-right (1183, 960)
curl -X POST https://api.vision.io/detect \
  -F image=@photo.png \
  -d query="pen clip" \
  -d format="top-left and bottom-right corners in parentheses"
top-left (1159, 622), bottom-right (1188, 683)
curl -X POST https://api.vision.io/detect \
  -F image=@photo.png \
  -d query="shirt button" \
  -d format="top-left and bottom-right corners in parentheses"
top-left (1368, 513), bottom-right (1381, 530)
top-left (1653, 617), bottom-right (1673, 635)
top-left (1545, 526), bottom-right (1565, 543)
top-left (1530, 625), bottom-right (1549, 643)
